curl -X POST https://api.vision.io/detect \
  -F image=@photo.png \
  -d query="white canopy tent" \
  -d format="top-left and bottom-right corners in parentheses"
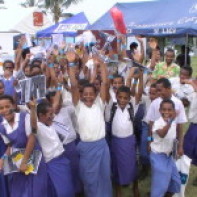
top-left (0, 6), bottom-right (53, 54)
top-left (0, 6), bottom-right (53, 34)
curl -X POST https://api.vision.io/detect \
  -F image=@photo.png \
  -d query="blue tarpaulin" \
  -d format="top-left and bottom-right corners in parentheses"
top-left (89, 0), bottom-right (197, 37)
top-left (37, 12), bottom-right (89, 37)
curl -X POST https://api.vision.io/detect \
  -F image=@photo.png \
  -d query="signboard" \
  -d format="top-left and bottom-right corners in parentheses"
top-left (54, 23), bottom-right (88, 33)
top-left (33, 12), bottom-right (43, 26)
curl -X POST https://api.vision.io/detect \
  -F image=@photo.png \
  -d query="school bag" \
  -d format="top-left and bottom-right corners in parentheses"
top-left (109, 102), bottom-right (136, 135)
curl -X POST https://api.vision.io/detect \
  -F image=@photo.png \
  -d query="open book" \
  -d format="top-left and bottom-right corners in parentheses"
top-left (3, 149), bottom-right (42, 175)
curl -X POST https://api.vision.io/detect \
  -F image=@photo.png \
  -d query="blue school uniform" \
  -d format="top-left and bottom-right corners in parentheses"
top-left (183, 123), bottom-right (197, 165)
top-left (63, 141), bottom-right (82, 194)
top-left (77, 138), bottom-right (112, 197)
top-left (2, 77), bottom-right (16, 97)
top-left (0, 112), bottom-right (48, 197)
top-left (46, 153), bottom-right (74, 197)
top-left (111, 135), bottom-right (137, 185)
top-left (150, 152), bottom-right (181, 197)
top-left (0, 136), bottom-right (8, 197)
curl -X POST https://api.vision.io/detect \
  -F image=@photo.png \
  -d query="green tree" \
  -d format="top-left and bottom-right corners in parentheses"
top-left (22, 0), bottom-right (82, 23)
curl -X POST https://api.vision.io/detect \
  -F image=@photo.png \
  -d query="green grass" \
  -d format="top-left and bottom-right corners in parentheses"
top-left (123, 56), bottom-right (197, 197)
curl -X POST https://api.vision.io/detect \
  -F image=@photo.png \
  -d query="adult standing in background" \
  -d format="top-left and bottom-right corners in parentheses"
top-left (151, 48), bottom-right (180, 82)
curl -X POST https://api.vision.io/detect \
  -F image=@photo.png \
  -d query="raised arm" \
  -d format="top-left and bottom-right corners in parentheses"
top-left (135, 69), bottom-right (143, 104)
top-left (20, 99), bottom-right (37, 173)
top-left (134, 36), bottom-right (144, 64)
top-left (67, 52), bottom-right (80, 106)
top-left (99, 59), bottom-right (110, 103)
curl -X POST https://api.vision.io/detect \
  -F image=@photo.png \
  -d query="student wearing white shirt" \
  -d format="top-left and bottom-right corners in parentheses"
top-left (139, 83), bottom-right (158, 176)
top-left (150, 99), bottom-right (181, 197)
top-left (170, 66), bottom-right (194, 107)
top-left (46, 90), bottom-right (81, 194)
top-left (146, 78), bottom-right (187, 156)
top-left (0, 95), bottom-right (48, 197)
top-left (69, 56), bottom-right (112, 197)
top-left (183, 80), bottom-right (197, 184)
top-left (36, 101), bottom-right (74, 197)
top-left (107, 83), bottom-right (142, 197)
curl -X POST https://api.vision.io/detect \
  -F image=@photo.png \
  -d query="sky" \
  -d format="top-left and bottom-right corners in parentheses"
top-left (3, 0), bottom-right (154, 24)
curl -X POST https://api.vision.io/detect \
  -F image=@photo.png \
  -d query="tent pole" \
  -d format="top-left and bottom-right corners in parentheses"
top-left (185, 33), bottom-right (189, 66)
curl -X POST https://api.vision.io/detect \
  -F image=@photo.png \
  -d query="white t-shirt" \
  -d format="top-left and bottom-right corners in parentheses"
top-left (151, 117), bottom-right (177, 155)
top-left (36, 122), bottom-right (64, 162)
top-left (146, 95), bottom-right (187, 124)
top-left (1, 113), bottom-right (31, 144)
top-left (75, 97), bottom-right (105, 142)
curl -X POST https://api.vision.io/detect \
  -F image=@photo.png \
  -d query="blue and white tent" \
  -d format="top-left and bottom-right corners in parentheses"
top-left (36, 12), bottom-right (89, 37)
top-left (89, 0), bottom-right (197, 37)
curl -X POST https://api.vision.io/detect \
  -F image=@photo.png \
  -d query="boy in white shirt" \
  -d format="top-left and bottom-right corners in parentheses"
top-left (150, 99), bottom-right (181, 197)
top-left (69, 53), bottom-right (112, 197)
top-left (146, 78), bottom-right (187, 156)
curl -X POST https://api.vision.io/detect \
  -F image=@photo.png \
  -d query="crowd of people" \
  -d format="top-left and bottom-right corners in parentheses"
top-left (0, 34), bottom-right (197, 197)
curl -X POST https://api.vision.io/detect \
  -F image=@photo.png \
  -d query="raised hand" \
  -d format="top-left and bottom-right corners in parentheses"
top-left (148, 38), bottom-right (158, 50)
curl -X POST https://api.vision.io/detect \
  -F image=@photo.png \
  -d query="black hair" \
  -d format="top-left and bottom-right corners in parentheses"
top-left (37, 101), bottom-right (52, 117)
top-left (46, 91), bottom-right (56, 102)
top-left (112, 74), bottom-right (124, 83)
top-left (160, 99), bottom-right (175, 110)
top-left (150, 83), bottom-right (157, 89)
top-left (0, 95), bottom-right (15, 105)
top-left (78, 79), bottom-right (89, 87)
top-left (82, 83), bottom-right (97, 94)
top-left (130, 42), bottom-right (138, 51)
top-left (181, 66), bottom-right (193, 77)
top-left (181, 45), bottom-right (190, 54)
top-left (165, 48), bottom-right (175, 55)
top-left (3, 60), bottom-right (14, 68)
top-left (31, 59), bottom-right (42, 66)
top-left (22, 48), bottom-right (30, 59)
top-left (156, 78), bottom-right (171, 89)
top-left (117, 85), bottom-right (131, 96)
top-left (30, 64), bottom-right (41, 72)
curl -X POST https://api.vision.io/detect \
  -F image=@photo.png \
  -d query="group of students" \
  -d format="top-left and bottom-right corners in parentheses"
top-left (0, 35), bottom-right (197, 197)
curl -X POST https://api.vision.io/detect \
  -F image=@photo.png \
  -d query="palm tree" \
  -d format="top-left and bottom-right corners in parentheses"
top-left (22, 0), bottom-right (82, 23)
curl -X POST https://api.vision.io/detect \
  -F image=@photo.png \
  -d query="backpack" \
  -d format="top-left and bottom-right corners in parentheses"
top-left (109, 102), bottom-right (134, 126)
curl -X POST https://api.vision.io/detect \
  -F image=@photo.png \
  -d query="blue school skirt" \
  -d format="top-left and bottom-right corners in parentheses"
top-left (111, 134), bottom-right (137, 185)
top-left (183, 123), bottom-right (197, 165)
top-left (46, 153), bottom-right (75, 197)
top-left (150, 152), bottom-right (181, 197)
top-left (77, 138), bottom-right (112, 197)
top-left (63, 141), bottom-right (82, 194)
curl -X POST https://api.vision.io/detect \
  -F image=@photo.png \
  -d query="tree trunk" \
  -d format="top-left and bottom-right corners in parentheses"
top-left (54, 0), bottom-right (61, 23)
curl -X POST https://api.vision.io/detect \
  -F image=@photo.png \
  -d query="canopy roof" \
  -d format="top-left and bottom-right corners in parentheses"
top-left (36, 12), bottom-right (89, 37)
top-left (89, 0), bottom-right (197, 36)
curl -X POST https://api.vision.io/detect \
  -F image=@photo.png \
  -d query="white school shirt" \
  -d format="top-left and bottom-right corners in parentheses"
top-left (36, 122), bottom-right (64, 162)
top-left (75, 97), bottom-right (105, 142)
top-left (141, 94), bottom-right (151, 123)
top-left (146, 95), bottom-right (187, 124)
top-left (170, 77), bottom-right (194, 100)
top-left (0, 113), bottom-right (31, 144)
top-left (111, 104), bottom-right (135, 138)
top-left (62, 88), bottom-right (73, 105)
top-left (52, 105), bottom-right (77, 145)
top-left (151, 117), bottom-right (177, 155)
top-left (188, 92), bottom-right (197, 123)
